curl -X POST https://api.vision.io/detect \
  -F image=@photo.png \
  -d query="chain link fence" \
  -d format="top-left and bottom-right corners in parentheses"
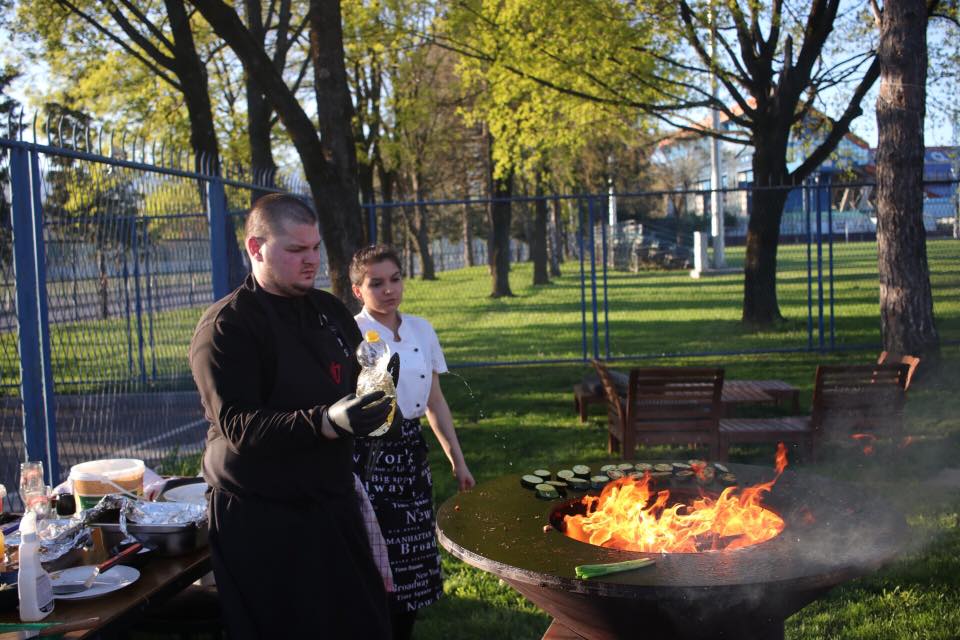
top-left (2, 122), bottom-right (957, 510)
top-left (0, 124), bottom-right (303, 509)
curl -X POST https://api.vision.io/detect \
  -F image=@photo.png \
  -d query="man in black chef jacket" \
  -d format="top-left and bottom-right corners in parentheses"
top-left (190, 193), bottom-right (395, 639)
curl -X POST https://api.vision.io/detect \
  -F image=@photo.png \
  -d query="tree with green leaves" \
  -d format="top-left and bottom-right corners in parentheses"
top-left (191, 0), bottom-right (367, 302)
top-left (439, 0), bottom-right (889, 324)
top-left (444, 0), bottom-right (658, 293)
top-left (16, 0), bottom-right (252, 288)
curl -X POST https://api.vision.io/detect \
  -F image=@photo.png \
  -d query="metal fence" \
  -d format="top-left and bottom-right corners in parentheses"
top-left (367, 181), bottom-right (958, 366)
top-left (2, 121), bottom-right (958, 509)
top-left (0, 119), bottom-right (306, 509)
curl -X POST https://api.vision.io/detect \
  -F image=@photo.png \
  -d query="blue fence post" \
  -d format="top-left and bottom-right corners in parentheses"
top-left (578, 198), bottom-right (588, 362)
top-left (10, 146), bottom-right (54, 482)
top-left (144, 219), bottom-right (157, 382)
top-left (367, 203), bottom-right (377, 244)
top-left (805, 179), bottom-right (813, 351)
top-left (28, 150), bottom-right (59, 484)
top-left (122, 238), bottom-right (134, 378)
top-left (130, 216), bottom-right (147, 385)
top-left (815, 174), bottom-right (825, 351)
top-left (587, 197), bottom-right (600, 360)
top-left (207, 176), bottom-right (230, 300)
top-left (827, 175), bottom-right (835, 350)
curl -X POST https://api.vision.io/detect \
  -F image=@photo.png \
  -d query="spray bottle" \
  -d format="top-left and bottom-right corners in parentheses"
top-left (17, 511), bottom-right (54, 621)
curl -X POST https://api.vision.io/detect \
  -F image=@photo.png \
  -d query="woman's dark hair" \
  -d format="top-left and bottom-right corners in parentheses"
top-left (350, 244), bottom-right (402, 285)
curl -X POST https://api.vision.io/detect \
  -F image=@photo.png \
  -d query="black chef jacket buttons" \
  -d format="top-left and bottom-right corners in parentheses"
top-left (420, 374), bottom-right (425, 379)
top-left (414, 348), bottom-right (418, 352)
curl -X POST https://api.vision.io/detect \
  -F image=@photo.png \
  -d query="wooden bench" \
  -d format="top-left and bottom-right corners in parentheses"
top-left (576, 376), bottom-right (799, 422)
top-left (718, 363), bottom-right (910, 461)
top-left (594, 360), bottom-right (724, 460)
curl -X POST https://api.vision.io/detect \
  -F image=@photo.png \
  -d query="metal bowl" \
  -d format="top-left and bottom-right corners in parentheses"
top-left (88, 513), bottom-right (208, 557)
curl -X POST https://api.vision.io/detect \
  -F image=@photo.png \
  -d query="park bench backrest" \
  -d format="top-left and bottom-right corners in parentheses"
top-left (812, 363), bottom-right (909, 443)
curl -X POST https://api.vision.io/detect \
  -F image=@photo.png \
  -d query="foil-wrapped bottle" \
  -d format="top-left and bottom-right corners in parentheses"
top-left (355, 330), bottom-right (396, 437)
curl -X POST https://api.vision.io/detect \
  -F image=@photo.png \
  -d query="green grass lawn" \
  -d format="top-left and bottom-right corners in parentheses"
top-left (6, 237), bottom-right (960, 639)
top-left (414, 349), bottom-right (960, 640)
top-left (2, 238), bottom-right (957, 390)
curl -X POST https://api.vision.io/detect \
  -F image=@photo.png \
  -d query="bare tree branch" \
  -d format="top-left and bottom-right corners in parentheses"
top-left (51, 0), bottom-right (181, 88)
top-left (790, 56), bottom-right (880, 181)
top-left (114, 0), bottom-right (176, 52)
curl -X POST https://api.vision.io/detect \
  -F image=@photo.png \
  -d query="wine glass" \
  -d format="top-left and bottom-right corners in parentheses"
top-left (19, 461), bottom-right (49, 518)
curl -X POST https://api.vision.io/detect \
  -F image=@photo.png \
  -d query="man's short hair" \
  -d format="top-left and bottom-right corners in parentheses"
top-left (245, 193), bottom-right (318, 240)
top-left (350, 244), bottom-right (403, 285)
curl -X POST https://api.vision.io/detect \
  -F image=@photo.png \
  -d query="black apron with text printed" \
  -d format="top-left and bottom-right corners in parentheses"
top-left (354, 418), bottom-right (443, 613)
top-left (206, 290), bottom-right (391, 639)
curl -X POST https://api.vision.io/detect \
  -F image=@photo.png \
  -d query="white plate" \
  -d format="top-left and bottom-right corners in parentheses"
top-left (51, 565), bottom-right (139, 600)
top-left (162, 482), bottom-right (209, 505)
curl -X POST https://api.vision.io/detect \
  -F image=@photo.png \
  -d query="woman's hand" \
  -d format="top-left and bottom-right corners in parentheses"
top-left (454, 465), bottom-right (475, 492)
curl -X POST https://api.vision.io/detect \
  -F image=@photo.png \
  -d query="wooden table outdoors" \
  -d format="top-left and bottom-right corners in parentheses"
top-left (0, 542), bottom-right (211, 638)
top-left (575, 378), bottom-right (801, 422)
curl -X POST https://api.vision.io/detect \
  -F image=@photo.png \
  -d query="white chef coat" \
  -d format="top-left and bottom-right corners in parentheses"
top-left (355, 308), bottom-right (448, 419)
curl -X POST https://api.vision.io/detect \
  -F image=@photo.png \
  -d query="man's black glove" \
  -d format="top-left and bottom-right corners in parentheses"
top-left (325, 391), bottom-right (391, 438)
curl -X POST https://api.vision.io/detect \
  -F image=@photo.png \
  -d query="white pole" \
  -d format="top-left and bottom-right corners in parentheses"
top-left (709, 6), bottom-right (725, 268)
top-left (607, 154), bottom-right (617, 228)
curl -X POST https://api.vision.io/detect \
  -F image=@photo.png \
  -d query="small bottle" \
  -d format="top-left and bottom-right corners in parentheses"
top-left (355, 330), bottom-right (396, 437)
top-left (17, 511), bottom-right (54, 621)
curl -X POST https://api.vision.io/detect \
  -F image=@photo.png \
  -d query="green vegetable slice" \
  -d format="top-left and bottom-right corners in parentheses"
top-left (575, 558), bottom-right (655, 579)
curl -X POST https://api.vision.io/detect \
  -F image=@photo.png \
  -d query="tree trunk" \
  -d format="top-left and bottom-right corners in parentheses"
top-left (741, 135), bottom-right (790, 325)
top-left (358, 162), bottom-right (375, 242)
top-left (532, 180), bottom-right (549, 285)
top-left (875, 0), bottom-right (939, 357)
top-left (462, 202), bottom-right (474, 267)
top-left (243, 0), bottom-right (277, 202)
top-left (309, 0), bottom-right (366, 304)
top-left (490, 172), bottom-right (514, 297)
top-left (549, 196), bottom-right (562, 276)
top-left (166, 0), bottom-right (247, 290)
top-left (377, 163), bottom-right (395, 246)
top-left (411, 172), bottom-right (436, 280)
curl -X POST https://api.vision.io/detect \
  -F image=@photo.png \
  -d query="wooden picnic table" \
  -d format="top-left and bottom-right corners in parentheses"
top-left (0, 538), bottom-right (211, 638)
top-left (575, 378), bottom-right (800, 422)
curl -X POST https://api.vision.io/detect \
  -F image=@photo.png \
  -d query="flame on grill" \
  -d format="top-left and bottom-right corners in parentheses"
top-left (563, 444), bottom-right (788, 553)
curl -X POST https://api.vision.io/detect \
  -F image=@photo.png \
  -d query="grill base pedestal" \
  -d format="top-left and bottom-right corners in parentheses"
top-left (542, 619), bottom-right (784, 640)
top-left (511, 578), bottom-right (794, 640)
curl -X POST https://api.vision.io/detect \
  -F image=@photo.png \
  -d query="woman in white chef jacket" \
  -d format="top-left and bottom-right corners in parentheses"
top-left (349, 244), bottom-right (475, 640)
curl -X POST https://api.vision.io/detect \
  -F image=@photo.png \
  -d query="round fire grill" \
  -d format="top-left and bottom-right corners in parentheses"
top-left (437, 462), bottom-right (908, 640)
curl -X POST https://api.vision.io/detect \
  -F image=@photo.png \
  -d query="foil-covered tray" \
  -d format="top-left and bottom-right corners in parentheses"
top-left (4, 517), bottom-right (92, 568)
top-left (85, 496), bottom-right (209, 557)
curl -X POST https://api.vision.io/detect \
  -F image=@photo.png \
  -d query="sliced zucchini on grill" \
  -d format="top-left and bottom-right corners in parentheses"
top-left (567, 477), bottom-right (589, 491)
top-left (653, 463), bottom-right (673, 473)
top-left (521, 474), bottom-right (542, 489)
top-left (536, 483), bottom-right (561, 499)
top-left (534, 469), bottom-right (552, 481)
top-left (590, 475), bottom-right (611, 490)
top-left (572, 464), bottom-right (591, 478)
top-left (557, 469), bottom-right (576, 481)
